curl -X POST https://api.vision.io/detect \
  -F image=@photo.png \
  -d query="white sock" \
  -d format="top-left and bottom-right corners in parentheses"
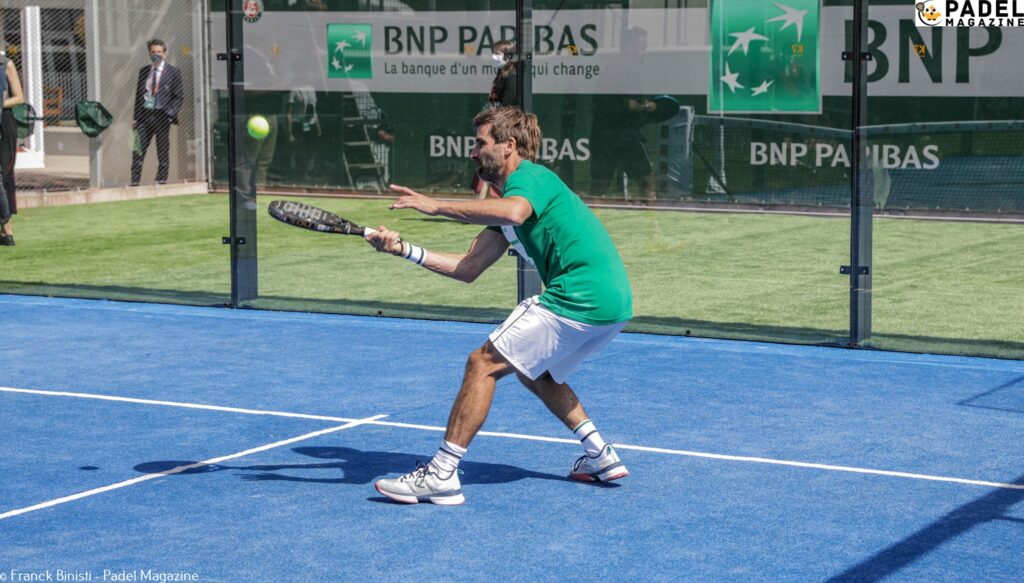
top-left (572, 419), bottom-right (608, 457)
top-left (430, 440), bottom-right (467, 474)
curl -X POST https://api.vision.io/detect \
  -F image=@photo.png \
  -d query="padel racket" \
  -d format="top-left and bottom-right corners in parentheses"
top-left (643, 94), bottom-right (681, 125)
top-left (268, 200), bottom-right (378, 237)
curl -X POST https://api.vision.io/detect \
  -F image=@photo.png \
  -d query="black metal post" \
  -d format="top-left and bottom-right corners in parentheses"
top-left (515, 0), bottom-right (542, 302)
top-left (224, 0), bottom-right (258, 305)
top-left (848, 0), bottom-right (872, 345)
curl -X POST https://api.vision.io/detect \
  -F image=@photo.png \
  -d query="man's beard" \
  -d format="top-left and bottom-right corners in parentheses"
top-left (476, 149), bottom-right (504, 184)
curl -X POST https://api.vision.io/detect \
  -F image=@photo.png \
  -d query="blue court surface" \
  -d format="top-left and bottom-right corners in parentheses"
top-left (1, 295), bottom-right (1023, 582)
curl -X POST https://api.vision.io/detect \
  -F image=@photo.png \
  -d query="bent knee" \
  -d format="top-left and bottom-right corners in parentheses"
top-left (465, 342), bottom-right (515, 378)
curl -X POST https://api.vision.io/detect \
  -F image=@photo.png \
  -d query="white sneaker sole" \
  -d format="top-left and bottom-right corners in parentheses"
top-left (570, 465), bottom-right (630, 483)
top-left (374, 482), bottom-right (466, 506)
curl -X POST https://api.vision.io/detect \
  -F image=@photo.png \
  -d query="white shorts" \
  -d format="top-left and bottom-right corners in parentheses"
top-left (488, 296), bottom-right (627, 384)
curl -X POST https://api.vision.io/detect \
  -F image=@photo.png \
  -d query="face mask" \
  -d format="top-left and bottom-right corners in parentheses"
top-left (150, 53), bottom-right (163, 64)
top-left (492, 53), bottom-right (505, 63)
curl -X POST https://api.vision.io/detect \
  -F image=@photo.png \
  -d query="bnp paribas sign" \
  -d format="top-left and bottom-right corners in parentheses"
top-left (708, 0), bottom-right (822, 114)
top-left (327, 23), bottom-right (373, 79)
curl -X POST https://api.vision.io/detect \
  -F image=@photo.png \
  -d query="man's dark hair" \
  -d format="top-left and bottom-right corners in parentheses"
top-left (473, 105), bottom-right (541, 162)
top-left (147, 39), bottom-right (167, 51)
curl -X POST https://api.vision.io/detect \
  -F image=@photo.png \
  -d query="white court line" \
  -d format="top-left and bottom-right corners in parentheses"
top-left (0, 414), bottom-right (387, 521)
top-left (380, 421), bottom-right (1024, 491)
top-left (611, 444), bottom-right (1024, 490)
top-left (3, 386), bottom-right (1024, 492)
top-left (0, 386), bottom-right (358, 423)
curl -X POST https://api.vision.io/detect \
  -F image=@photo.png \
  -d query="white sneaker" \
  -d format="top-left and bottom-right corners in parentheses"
top-left (569, 444), bottom-right (629, 483)
top-left (375, 462), bottom-right (465, 505)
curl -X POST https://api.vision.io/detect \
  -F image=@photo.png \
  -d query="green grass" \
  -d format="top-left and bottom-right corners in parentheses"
top-left (1, 194), bottom-right (1021, 359)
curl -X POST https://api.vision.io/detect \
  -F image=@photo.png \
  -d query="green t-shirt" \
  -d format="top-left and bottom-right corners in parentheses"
top-left (493, 160), bottom-right (632, 325)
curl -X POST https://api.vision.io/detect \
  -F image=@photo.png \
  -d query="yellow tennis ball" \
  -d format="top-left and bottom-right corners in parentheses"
top-left (247, 115), bottom-right (270, 139)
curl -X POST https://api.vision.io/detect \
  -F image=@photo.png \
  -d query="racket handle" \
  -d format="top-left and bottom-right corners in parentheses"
top-left (360, 225), bottom-right (399, 238)
top-left (360, 226), bottom-right (402, 248)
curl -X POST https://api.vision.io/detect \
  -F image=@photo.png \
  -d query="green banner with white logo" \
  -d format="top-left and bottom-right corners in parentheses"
top-left (327, 23), bottom-right (373, 79)
top-left (708, 0), bottom-right (821, 114)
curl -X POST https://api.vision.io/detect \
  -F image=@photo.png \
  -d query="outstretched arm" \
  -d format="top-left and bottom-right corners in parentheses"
top-left (626, 97), bottom-right (656, 113)
top-left (389, 184), bottom-right (532, 226)
top-left (365, 226), bottom-right (510, 283)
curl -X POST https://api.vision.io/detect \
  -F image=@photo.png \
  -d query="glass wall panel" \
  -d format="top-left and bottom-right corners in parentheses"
top-left (0, 1), bottom-right (225, 306)
top-left (214, 0), bottom-right (516, 321)
top-left (531, 0), bottom-right (854, 345)
top-left (2, 0), bottom-right (1016, 360)
top-left (863, 2), bottom-right (1024, 358)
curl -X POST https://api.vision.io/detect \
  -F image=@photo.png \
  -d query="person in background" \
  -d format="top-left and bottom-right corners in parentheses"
top-left (589, 28), bottom-right (657, 200)
top-left (286, 85), bottom-right (322, 180)
top-left (131, 39), bottom-right (184, 186)
top-left (0, 47), bottom-right (25, 246)
top-left (473, 40), bottom-right (519, 199)
top-left (487, 40), bottom-right (518, 107)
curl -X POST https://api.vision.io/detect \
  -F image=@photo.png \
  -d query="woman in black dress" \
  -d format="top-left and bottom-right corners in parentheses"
top-left (0, 50), bottom-right (24, 246)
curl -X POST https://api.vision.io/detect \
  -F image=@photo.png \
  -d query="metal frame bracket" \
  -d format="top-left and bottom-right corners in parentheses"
top-left (840, 265), bottom-right (870, 275)
top-left (841, 51), bottom-right (873, 61)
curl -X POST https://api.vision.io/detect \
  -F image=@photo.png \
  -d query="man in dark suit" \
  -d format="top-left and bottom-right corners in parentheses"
top-left (131, 39), bottom-right (184, 186)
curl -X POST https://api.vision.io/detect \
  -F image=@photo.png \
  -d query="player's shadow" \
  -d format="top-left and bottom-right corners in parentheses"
top-left (133, 446), bottom-right (614, 494)
top-left (958, 374), bottom-right (1024, 414)
top-left (825, 471), bottom-right (1024, 582)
